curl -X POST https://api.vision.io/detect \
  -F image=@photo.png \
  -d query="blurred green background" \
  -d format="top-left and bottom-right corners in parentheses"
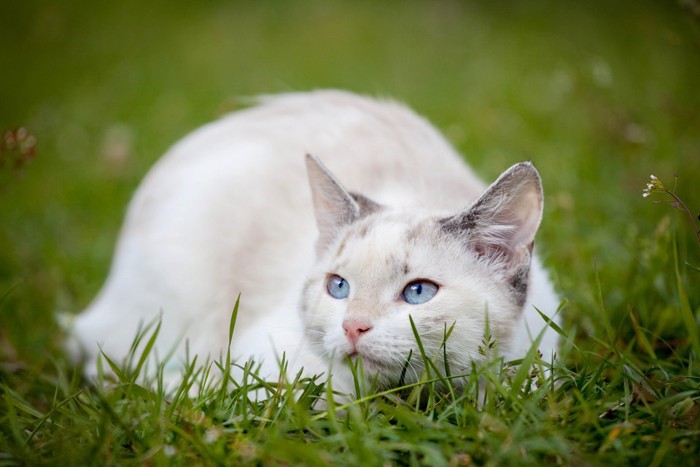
top-left (1, 0), bottom-right (699, 366)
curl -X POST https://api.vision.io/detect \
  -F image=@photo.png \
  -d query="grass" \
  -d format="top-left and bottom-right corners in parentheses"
top-left (1, 0), bottom-right (700, 464)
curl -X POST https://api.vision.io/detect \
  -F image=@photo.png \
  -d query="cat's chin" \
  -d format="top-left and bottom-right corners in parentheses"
top-left (343, 351), bottom-right (377, 369)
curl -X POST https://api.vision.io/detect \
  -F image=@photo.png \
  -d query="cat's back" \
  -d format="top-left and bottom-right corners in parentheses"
top-left (133, 90), bottom-right (485, 224)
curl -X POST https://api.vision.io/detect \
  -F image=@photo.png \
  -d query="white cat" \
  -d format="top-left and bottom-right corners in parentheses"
top-left (67, 90), bottom-right (561, 394)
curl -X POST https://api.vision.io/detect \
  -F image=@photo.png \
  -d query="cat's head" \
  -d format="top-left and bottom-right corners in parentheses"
top-left (300, 155), bottom-right (543, 387)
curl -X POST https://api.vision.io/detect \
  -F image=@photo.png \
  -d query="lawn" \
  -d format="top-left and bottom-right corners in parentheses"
top-left (1, 0), bottom-right (699, 464)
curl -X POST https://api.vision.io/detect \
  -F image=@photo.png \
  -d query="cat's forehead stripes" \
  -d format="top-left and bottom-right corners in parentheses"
top-left (329, 211), bottom-right (438, 279)
top-left (333, 216), bottom-right (379, 258)
top-left (336, 213), bottom-right (417, 252)
top-left (404, 219), bottom-right (434, 242)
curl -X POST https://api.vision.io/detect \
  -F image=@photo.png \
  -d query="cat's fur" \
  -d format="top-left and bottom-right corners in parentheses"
top-left (67, 90), bottom-right (560, 393)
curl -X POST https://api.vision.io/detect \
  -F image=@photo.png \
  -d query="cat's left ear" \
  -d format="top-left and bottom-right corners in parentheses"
top-left (440, 162), bottom-right (543, 276)
top-left (306, 154), bottom-right (381, 253)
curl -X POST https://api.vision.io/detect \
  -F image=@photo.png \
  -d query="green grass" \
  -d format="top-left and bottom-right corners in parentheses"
top-left (1, 0), bottom-right (700, 464)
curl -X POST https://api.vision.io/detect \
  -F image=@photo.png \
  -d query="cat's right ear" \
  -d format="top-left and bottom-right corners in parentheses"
top-left (306, 154), bottom-right (380, 253)
top-left (440, 162), bottom-right (543, 284)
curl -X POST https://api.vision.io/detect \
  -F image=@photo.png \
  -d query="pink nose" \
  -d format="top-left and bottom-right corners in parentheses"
top-left (343, 319), bottom-right (373, 344)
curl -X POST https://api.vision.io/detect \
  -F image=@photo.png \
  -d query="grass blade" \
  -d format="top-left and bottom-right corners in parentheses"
top-left (673, 238), bottom-right (700, 356)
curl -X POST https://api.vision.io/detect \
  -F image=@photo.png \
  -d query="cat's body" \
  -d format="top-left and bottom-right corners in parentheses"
top-left (68, 90), bottom-right (560, 393)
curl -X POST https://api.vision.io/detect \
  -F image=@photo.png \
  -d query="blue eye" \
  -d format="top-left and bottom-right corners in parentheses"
top-left (402, 280), bottom-right (439, 305)
top-left (326, 274), bottom-right (350, 299)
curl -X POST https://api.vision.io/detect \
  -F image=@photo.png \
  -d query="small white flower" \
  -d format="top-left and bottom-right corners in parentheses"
top-left (204, 427), bottom-right (222, 444)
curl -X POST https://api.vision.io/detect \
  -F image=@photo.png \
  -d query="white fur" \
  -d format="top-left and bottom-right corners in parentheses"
top-left (67, 90), bottom-right (560, 393)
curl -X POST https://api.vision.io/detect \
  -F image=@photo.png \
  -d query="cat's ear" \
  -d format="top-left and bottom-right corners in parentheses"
top-left (440, 162), bottom-right (543, 278)
top-left (306, 154), bottom-right (381, 252)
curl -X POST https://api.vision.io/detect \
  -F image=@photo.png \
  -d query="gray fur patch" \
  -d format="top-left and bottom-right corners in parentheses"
top-left (405, 222), bottom-right (428, 242)
top-left (438, 210), bottom-right (479, 237)
top-left (509, 263), bottom-right (531, 307)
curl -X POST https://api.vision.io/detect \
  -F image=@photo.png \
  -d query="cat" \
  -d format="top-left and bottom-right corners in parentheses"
top-left (66, 90), bottom-right (561, 394)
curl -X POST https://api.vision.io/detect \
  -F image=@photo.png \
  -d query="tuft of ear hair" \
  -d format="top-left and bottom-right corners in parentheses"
top-left (440, 162), bottom-right (543, 277)
top-left (305, 154), bottom-right (381, 253)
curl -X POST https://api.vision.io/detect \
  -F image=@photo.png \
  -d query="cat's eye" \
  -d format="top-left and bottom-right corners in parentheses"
top-left (401, 280), bottom-right (439, 305)
top-left (326, 274), bottom-right (350, 299)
